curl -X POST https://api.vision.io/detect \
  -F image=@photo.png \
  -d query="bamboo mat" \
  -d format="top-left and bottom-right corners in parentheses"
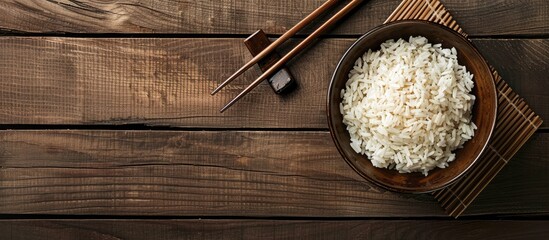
top-left (384, 0), bottom-right (543, 217)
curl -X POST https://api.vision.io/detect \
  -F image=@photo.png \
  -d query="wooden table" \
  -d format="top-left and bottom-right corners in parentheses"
top-left (0, 0), bottom-right (548, 239)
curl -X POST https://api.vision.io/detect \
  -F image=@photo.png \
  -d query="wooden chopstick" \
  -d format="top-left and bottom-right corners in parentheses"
top-left (210, 0), bottom-right (342, 95)
top-left (219, 0), bottom-right (364, 113)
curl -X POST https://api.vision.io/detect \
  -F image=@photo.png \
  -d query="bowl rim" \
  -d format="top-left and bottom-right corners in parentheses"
top-left (326, 19), bottom-right (498, 193)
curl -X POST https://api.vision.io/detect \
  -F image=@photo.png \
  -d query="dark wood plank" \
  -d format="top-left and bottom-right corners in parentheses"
top-left (0, 130), bottom-right (442, 217)
top-left (0, 131), bottom-right (547, 216)
top-left (466, 132), bottom-right (549, 215)
top-left (0, 1), bottom-right (547, 36)
top-left (0, 38), bottom-right (546, 128)
top-left (1, 219), bottom-right (548, 240)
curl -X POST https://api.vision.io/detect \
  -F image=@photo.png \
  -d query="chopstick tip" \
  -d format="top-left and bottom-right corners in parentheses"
top-left (219, 105), bottom-right (228, 113)
top-left (219, 99), bottom-right (237, 113)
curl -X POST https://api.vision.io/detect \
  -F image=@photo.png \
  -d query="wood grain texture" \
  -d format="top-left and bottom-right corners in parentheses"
top-left (1, 219), bottom-right (548, 240)
top-left (0, 38), bottom-right (546, 128)
top-left (0, 131), bottom-right (547, 216)
top-left (0, 0), bottom-right (547, 36)
top-left (466, 132), bottom-right (549, 215)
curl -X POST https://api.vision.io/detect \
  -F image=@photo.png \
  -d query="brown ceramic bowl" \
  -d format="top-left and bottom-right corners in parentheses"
top-left (327, 20), bottom-right (497, 193)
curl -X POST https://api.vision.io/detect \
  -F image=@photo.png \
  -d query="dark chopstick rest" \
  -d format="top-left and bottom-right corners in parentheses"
top-left (244, 30), bottom-right (296, 94)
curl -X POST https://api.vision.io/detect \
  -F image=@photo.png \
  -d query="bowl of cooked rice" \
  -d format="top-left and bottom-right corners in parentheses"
top-left (327, 20), bottom-right (497, 193)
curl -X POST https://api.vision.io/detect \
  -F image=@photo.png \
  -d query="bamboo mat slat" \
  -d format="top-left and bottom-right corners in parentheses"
top-left (385, 0), bottom-right (543, 217)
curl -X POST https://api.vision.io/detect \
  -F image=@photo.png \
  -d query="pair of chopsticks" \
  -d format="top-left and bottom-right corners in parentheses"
top-left (211, 0), bottom-right (364, 112)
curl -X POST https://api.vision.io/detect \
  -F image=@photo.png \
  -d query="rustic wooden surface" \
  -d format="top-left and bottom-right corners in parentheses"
top-left (0, 130), bottom-right (547, 217)
top-left (0, 38), bottom-right (546, 128)
top-left (0, 0), bottom-right (547, 36)
top-left (1, 220), bottom-right (548, 240)
top-left (0, 0), bottom-right (548, 239)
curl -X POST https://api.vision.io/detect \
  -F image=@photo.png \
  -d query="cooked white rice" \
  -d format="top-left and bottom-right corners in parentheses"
top-left (340, 36), bottom-right (476, 175)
